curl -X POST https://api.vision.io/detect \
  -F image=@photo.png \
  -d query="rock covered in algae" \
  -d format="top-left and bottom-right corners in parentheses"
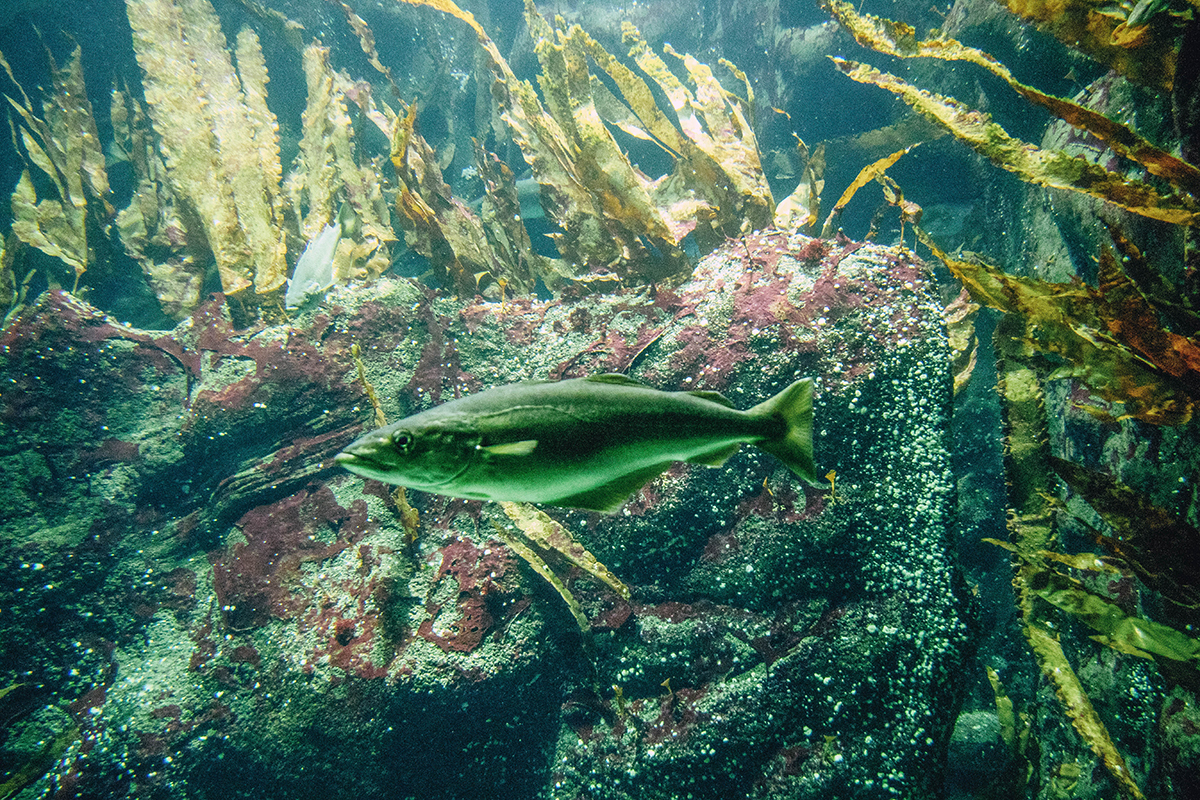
top-left (0, 231), bottom-right (969, 799)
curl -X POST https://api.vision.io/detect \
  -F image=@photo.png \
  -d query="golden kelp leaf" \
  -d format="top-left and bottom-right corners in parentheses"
top-left (297, 44), bottom-right (341, 240)
top-left (588, 75), bottom-right (663, 149)
top-left (330, 237), bottom-right (372, 286)
top-left (399, 0), bottom-right (684, 281)
top-left (500, 501), bottom-right (631, 600)
top-left (1097, 245), bottom-right (1200, 383)
top-left (996, 0), bottom-right (1176, 89)
top-left (994, 325), bottom-right (1057, 559)
top-left (580, 35), bottom-right (684, 156)
top-left (621, 25), bottom-right (773, 235)
top-left (491, 520), bottom-right (592, 638)
top-left (832, 58), bottom-right (1199, 226)
top-left (995, 320), bottom-right (1147, 800)
top-left (1032, 570), bottom-right (1200, 664)
top-left (298, 45), bottom-right (395, 244)
top-left (3, 45), bottom-right (109, 289)
top-left (774, 141), bottom-right (826, 233)
top-left (820, 143), bottom-right (918, 237)
top-left (393, 487), bottom-right (420, 545)
top-left (15, 125), bottom-right (65, 200)
top-left (472, 141), bottom-right (568, 293)
top-left (337, 1), bottom-right (399, 96)
top-left (127, 0), bottom-right (261, 298)
top-left (985, 666), bottom-right (1019, 751)
top-left (235, 28), bottom-right (287, 295)
top-left (396, 0), bottom-right (767, 280)
top-left (390, 100), bottom-right (503, 294)
top-left (350, 341), bottom-right (388, 429)
top-left (1038, 549), bottom-right (1123, 574)
top-left (426, 0), bottom-right (635, 280)
top-left (175, 0), bottom-right (281, 296)
top-left (109, 85), bottom-right (208, 318)
top-left (526, 12), bottom-right (684, 270)
top-left (1023, 623), bottom-right (1146, 800)
top-left (919, 229), bottom-right (1194, 424)
top-left (10, 170), bottom-right (87, 276)
top-left (235, 29), bottom-right (284, 217)
top-left (1050, 456), bottom-right (1200, 611)
top-left (294, 43), bottom-right (395, 294)
top-left (662, 42), bottom-right (773, 228)
top-left (395, 0), bottom-right (486, 38)
top-left (46, 45), bottom-right (110, 208)
top-left (827, 0), bottom-right (1200, 198)
top-left (0, 233), bottom-right (12, 311)
top-left (1105, 224), bottom-right (1200, 336)
top-left (719, 57), bottom-right (754, 111)
top-left (944, 286), bottom-right (980, 395)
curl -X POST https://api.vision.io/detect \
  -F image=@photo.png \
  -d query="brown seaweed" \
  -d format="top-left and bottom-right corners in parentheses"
top-left (2, 44), bottom-right (111, 291)
top-left (832, 58), bottom-right (1198, 226)
top-left (918, 230), bottom-right (1196, 424)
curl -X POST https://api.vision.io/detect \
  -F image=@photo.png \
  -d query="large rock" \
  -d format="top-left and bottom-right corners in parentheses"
top-left (0, 230), bottom-right (971, 799)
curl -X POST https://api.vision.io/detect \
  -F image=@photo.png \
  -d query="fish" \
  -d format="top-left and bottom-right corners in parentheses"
top-left (335, 374), bottom-right (817, 513)
top-left (285, 203), bottom-right (359, 309)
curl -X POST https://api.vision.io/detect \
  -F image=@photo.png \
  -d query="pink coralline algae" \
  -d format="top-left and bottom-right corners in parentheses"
top-left (417, 537), bottom-right (517, 653)
top-left (210, 484), bottom-right (373, 631)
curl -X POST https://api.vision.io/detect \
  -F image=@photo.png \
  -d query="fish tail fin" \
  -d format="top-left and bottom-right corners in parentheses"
top-left (750, 378), bottom-right (818, 485)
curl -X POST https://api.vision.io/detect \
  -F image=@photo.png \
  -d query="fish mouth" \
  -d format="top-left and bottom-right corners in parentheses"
top-left (334, 449), bottom-right (389, 473)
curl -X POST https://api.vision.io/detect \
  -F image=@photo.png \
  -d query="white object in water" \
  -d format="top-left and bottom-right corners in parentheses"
top-left (284, 223), bottom-right (341, 308)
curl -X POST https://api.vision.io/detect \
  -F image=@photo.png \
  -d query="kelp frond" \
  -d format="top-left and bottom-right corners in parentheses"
top-left (390, 0), bottom-right (772, 285)
top-left (0, 232), bottom-right (12, 312)
top-left (109, 81), bottom-right (209, 317)
top-left (1051, 456), bottom-right (1200, 613)
top-left (819, 143), bottom-right (920, 238)
top-left (492, 501), bottom-right (632, 685)
top-left (831, 58), bottom-right (1199, 226)
top-left (294, 44), bottom-right (394, 285)
top-left (390, 100), bottom-right (525, 294)
top-left (500, 501), bottom-right (630, 600)
top-left (773, 140), bottom-right (826, 233)
top-left (2, 44), bottom-right (111, 291)
top-left (944, 287), bottom-right (981, 395)
top-left (126, 0), bottom-right (288, 303)
top-left (827, 0), bottom-right (1200, 197)
top-left (996, 0), bottom-right (1178, 89)
top-left (992, 321), bottom-right (1148, 800)
top-left (918, 229), bottom-right (1197, 424)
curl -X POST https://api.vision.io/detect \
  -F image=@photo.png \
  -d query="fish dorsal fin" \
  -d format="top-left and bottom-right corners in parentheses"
top-left (549, 462), bottom-right (672, 513)
top-left (686, 390), bottom-right (734, 408)
top-left (583, 373), bottom-right (648, 387)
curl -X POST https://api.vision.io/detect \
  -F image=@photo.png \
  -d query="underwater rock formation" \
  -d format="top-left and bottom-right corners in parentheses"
top-left (0, 231), bottom-right (968, 799)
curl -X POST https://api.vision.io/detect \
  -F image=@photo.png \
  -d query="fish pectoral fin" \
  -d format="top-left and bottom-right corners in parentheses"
top-left (686, 443), bottom-right (741, 467)
top-left (479, 439), bottom-right (539, 456)
top-left (549, 462), bottom-right (672, 513)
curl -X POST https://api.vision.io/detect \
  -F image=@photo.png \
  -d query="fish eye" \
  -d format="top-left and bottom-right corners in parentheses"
top-left (391, 431), bottom-right (413, 454)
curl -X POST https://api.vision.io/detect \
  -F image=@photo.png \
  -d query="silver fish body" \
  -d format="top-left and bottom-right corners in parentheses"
top-left (335, 374), bottom-right (816, 512)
